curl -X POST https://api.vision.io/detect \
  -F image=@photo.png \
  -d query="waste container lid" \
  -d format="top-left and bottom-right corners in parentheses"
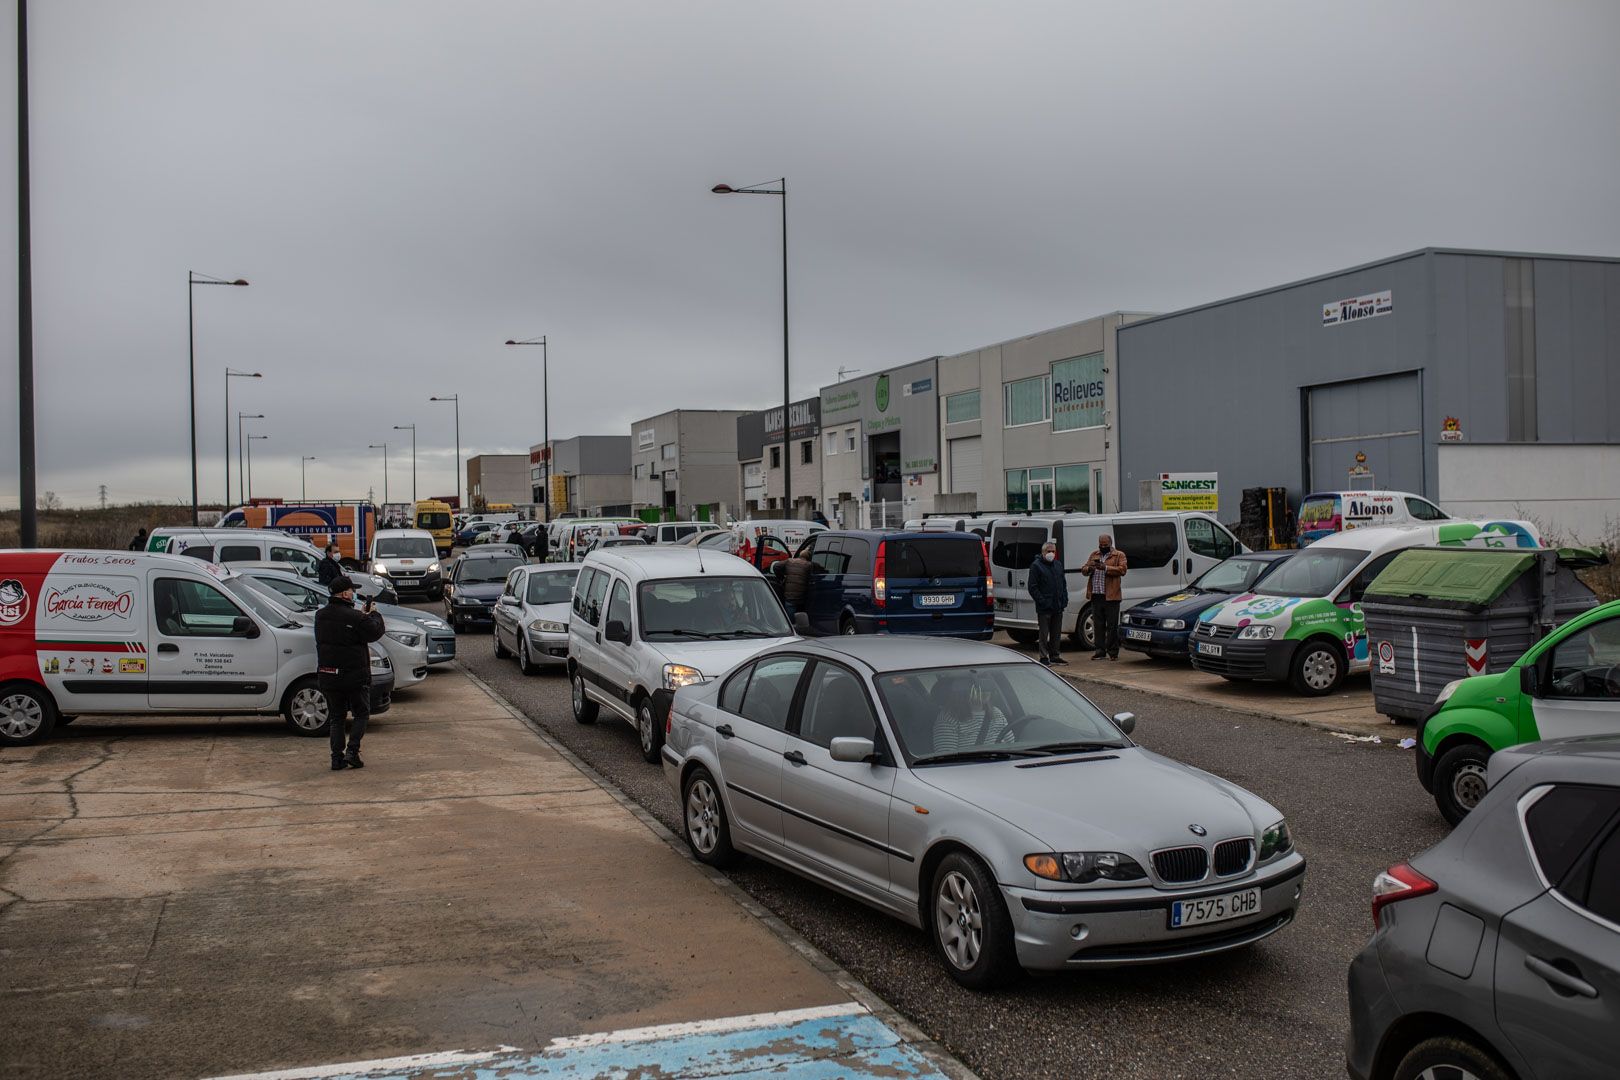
top-left (1365, 547), bottom-right (1538, 606)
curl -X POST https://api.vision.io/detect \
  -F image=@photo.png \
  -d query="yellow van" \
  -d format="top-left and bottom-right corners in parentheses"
top-left (414, 499), bottom-right (455, 556)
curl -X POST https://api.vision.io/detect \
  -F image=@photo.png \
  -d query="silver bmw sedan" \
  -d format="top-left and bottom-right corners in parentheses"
top-left (662, 636), bottom-right (1306, 988)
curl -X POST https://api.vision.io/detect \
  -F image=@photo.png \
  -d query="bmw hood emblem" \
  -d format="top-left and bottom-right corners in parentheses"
top-left (1188, 824), bottom-right (1208, 837)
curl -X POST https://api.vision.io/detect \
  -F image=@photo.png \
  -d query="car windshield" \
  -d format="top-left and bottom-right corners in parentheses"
top-left (1251, 549), bottom-right (1367, 598)
top-left (224, 577), bottom-right (302, 629)
top-left (376, 537), bottom-right (436, 559)
top-left (458, 557), bottom-right (523, 583)
top-left (1192, 556), bottom-right (1285, 593)
top-left (638, 577), bottom-right (790, 641)
top-left (526, 570), bottom-right (578, 605)
top-left (249, 574), bottom-right (324, 612)
top-left (698, 531), bottom-right (741, 552)
top-left (417, 512), bottom-right (451, 530)
top-left (875, 663), bottom-right (1130, 765)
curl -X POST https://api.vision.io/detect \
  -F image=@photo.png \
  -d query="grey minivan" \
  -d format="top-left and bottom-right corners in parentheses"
top-left (1347, 736), bottom-right (1620, 1080)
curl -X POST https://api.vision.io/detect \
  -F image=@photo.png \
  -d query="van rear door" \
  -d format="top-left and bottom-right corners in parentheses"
top-left (146, 570), bottom-right (278, 711)
top-left (882, 535), bottom-right (991, 638)
top-left (990, 520), bottom-right (1053, 629)
top-left (37, 559), bottom-right (148, 714)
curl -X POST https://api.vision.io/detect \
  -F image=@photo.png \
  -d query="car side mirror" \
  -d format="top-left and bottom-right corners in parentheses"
top-left (605, 619), bottom-right (631, 645)
top-left (500, 595), bottom-right (519, 606)
top-left (1112, 711), bottom-right (1136, 735)
top-left (830, 736), bottom-right (876, 763)
top-left (232, 616), bottom-right (260, 639)
top-left (1520, 665), bottom-right (1539, 697)
top-left (793, 611), bottom-right (811, 633)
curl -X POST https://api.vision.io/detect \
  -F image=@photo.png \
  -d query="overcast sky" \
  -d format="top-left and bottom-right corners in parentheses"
top-left (1, 0), bottom-right (1617, 508)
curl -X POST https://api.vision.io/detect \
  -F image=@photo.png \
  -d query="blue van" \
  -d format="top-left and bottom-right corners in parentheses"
top-left (793, 530), bottom-right (994, 639)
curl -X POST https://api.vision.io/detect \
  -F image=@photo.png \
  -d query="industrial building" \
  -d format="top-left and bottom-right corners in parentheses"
top-left (819, 358), bottom-right (940, 527)
top-left (630, 409), bottom-right (748, 520)
top-left (530, 436), bottom-right (631, 518)
top-left (465, 454), bottom-right (529, 509)
top-left (1115, 248), bottom-right (1620, 541)
top-left (736, 398), bottom-right (821, 517)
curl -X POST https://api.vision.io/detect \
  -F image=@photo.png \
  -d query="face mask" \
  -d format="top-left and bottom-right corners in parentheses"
top-left (1099, 544), bottom-right (1111, 553)
top-left (1043, 552), bottom-right (1056, 562)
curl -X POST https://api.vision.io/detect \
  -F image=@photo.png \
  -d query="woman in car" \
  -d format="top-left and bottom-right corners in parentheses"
top-left (926, 675), bottom-right (1008, 755)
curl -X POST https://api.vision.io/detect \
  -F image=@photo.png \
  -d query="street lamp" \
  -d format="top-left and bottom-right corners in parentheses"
top-left (429, 395), bottom-right (460, 509)
top-left (393, 425), bottom-right (416, 505)
top-left (505, 337), bottom-right (550, 522)
top-left (237, 412), bottom-right (263, 500)
top-left (369, 443), bottom-right (389, 505)
top-left (301, 456), bottom-right (316, 501)
top-left (246, 434), bottom-right (269, 502)
top-left (188, 271), bottom-right (249, 524)
top-left (711, 178), bottom-right (792, 516)
top-left (224, 368), bottom-right (261, 506)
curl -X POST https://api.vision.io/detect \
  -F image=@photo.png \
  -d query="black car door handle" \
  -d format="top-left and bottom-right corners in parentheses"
top-left (783, 749), bottom-right (806, 766)
top-left (716, 724), bottom-right (734, 739)
top-left (1525, 955), bottom-right (1598, 998)
top-left (157, 643), bottom-right (179, 654)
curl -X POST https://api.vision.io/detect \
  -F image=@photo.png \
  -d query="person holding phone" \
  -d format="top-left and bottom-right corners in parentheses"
top-left (315, 575), bottom-right (386, 770)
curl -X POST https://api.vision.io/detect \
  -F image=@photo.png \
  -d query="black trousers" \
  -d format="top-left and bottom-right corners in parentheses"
top-left (1092, 595), bottom-right (1121, 657)
top-left (1037, 609), bottom-right (1064, 660)
top-left (322, 679), bottom-right (370, 760)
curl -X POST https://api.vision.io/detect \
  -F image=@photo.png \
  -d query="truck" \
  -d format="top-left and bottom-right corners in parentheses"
top-left (414, 499), bottom-right (456, 556)
top-left (217, 503), bottom-right (378, 567)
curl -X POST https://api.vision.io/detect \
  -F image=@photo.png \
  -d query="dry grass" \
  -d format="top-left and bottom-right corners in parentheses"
top-left (0, 505), bottom-right (217, 551)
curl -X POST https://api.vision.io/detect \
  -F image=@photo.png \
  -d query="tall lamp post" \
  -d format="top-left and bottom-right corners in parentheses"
top-left (246, 433), bottom-right (269, 502)
top-left (429, 395), bottom-right (461, 509)
top-left (369, 443), bottom-right (389, 505)
top-left (224, 368), bottom-right (262, 506)
top-left (711, 178), bottom-right (791, 516)
top-left (188, 272), bottom-right (249, 524)
top-left (300, 456), bottom-right (316, 501)
top-left (504, 337), bottom-right (550, 521)
top-left (393, 424), bottom-right (416, 504)
top-left (237, 412), bottom-right (263, 500)
top-left (17, 0), bottom-right (36, 546)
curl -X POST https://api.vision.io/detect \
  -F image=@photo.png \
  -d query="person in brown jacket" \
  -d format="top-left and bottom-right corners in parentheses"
top-left (772, 553), bottom-right (813, 623)
top-left (1078, 534), bottom-right (1128, 660)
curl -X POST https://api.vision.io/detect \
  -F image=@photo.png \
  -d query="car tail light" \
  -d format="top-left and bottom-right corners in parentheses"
top-left (873, 541), bottom-right (887, 609)
top-left (982, 540), bottom-right (994, 608)
top-left (1371, 862), bottom-right (1436, 929)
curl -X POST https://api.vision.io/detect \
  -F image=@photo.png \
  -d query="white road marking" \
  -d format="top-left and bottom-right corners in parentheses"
top-left (206, 1046), bottom-right (520, 1080)
top-left (545, 1002), bottom-right (869, 1050)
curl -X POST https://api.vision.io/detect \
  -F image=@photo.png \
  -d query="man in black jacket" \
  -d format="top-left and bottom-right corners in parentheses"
top-left (1027, 539), bottom-right (1069, 665)
top-left (315, 575), bottom-right (386, 770)
top-left (316, 543), bottom-right (345, 587)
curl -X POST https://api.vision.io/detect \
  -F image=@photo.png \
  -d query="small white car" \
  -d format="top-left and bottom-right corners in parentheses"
top-left (493, 564), bottom-right (581, 674)
top-left (568, 547), bottom-right (797, 763)
top-left (368, 528), bottom-right (444, 599)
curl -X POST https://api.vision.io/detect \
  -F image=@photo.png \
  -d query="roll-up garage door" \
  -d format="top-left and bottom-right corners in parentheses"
top-left (1306, 374), bottom-right (1422, 493)
top-left (948, 437), bottom-right (982, 492)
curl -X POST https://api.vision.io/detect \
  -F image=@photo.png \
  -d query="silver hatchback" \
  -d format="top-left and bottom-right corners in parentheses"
top-left (662, 636), bottom-right (1305, 987)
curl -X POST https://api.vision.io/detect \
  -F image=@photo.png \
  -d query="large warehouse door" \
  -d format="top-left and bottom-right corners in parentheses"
top-left (1306, 374), bottom-right (1422, 493)
top-left (948, 437), bottom-right (982, 492)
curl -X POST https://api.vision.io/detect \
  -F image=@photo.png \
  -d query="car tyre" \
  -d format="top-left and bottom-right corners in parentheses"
top-left (682, 766), bottom-right (737, 868)
top-left (0, 683), bottom-right (58, 746)
top-left (637, 697), bottom-right (664, 764)
top-left (281, 677), bottom-right (332, 737)
top-left (930, 851), bottom-right (1020, 990)
top-left (1007, 629), bottom-right (1038, 647)
top-left (518, 636), bottom-right (540, 677)
top-left (1393, 1036), bottom-right (1513, 1080)
top-left (1288, 638), bottom-right (1343, 696)
top-left (840, 616), bottom-right (858, 636)
top-left (1433, 741), bottom-right (1492, 825)
top-left (1071, 606), bottom-right (1096, 651)
top-left (571, 670), bottom-right (598, 724)
top-left (494, 627), bottom-right (511, 659)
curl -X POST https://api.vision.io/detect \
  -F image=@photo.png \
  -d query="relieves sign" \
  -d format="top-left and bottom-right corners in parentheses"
top-left (1322, 290), bottom-right (1392, 327)
top-left (1159, 472), bottom-right (1218, 511)
top-left (1051, 352), bottom-right (1105, 432)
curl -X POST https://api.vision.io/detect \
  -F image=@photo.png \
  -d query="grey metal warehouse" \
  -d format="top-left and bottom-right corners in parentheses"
top-left (1115, 248), bottom-right (1620, 534)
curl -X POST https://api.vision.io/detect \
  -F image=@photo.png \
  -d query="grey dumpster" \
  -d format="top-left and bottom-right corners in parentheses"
top-left (1363, 547), bottom-right (1598, 721)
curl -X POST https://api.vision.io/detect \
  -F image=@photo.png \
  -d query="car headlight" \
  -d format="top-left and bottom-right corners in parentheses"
top-left (534, 620), bottom-right (567, 634)
top-left (1434, 678), bottom-right (1463, 706)
top-left (428, 562), bottom-right (440, 573)
top-left (1023, 851), bottom-right (1148, 884)
top-left (374, 564), bottom-right (390, 575)
top-left (419, 618), bottom-right (448, 631)
top-left (1120, 614), bottom-right (1132, 625)
top-left (370, 651), bottom-right (391, 673)
top-left (663, 663), bottom-right (705, 690)
top-left (1161, 618), bottom-right (1186, 630)
top-left (386, 631), bottom-right (421, 647)
top-left (1237, 624), bottom-right (1276, 639)
top-left (1259, 820), bottom-right (1292, 861)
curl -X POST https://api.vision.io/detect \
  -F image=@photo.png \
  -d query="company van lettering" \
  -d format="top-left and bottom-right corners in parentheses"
top-left (44, 583), bottom-right (135, 622)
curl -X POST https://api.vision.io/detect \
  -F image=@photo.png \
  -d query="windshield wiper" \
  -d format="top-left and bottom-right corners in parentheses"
top-left (653, 628), bottom-right (726, 639)
top-left (724, 630), bottom-right (784, 638)
top-left (912, 748), bottom-right (1045, 766)
top-left (1025, 741), bottom-right (1125, 755)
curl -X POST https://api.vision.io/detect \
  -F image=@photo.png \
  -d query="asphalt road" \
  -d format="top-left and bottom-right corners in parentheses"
top-left (441, 611), bottom-right (1450, 1080)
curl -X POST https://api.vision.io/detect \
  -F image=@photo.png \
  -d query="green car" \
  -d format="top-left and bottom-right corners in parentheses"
top-left (1418, 597), bottom-right (1620, 823)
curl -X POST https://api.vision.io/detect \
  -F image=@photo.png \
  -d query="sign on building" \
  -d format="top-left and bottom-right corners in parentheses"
top-left (637, 429), bottom-right (655, 449)
top-left (1051, 353), bottom-right (1106, 431)
top-left (1322, 290), bottom-right (1393, 326)
top-left (1159, 472), bottom-right (1218, 511)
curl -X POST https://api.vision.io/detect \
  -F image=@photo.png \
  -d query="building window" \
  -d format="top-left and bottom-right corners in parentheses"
top-left (1003, 375), bottom-right (1050, 427)
top-left (1005, 469), bottom-right (1028, 513)
top-left (633, 463), bottom-right (644, 479)
top-left (824, 431), bottom-right (837, 456)
top-left (945, 389), bottom-right (980, 424)
top-left (661, 442), bottom-right (677, 461)
top-left (800, 440), bottom-right (813, 465)
top-left (1054, 464), bottom-right (1091, 513)
top-left (770, 446), bottom-right (782, 469)
top-left (845, 427), bottom-right (856, 452)
top-left (1505, 258), bottom-right (1537, 442)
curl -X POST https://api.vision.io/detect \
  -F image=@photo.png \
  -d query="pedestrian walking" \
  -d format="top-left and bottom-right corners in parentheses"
top-left (1079, 533), bottom-right (1128, 660)
top-left (128, 527), bottom-right (148, 551)
top-left (316, 542), bottom-right (344, 587)
top-left (535, 524), bottom-right (549, 562)
top-left (1027, 539), bottom-right (1069, 665)
top-left (315, 574), bottom-right (385, 771)
top-left (772, 551), bottom-right (813, 623)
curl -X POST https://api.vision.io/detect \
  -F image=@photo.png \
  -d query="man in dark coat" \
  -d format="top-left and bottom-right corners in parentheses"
top-left (315, 575), bottom-right (386, 770)
top-left (772, 552), bottom-right (813, 622)
top-left (1027, 539), bottom-right (1069, 665)
top-left (316, 542), bottom-right (345, 587)
top-left (128, 528), bottom-right (148, 551)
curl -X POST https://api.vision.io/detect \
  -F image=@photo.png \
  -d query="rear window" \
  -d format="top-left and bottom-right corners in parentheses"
top-left (1299, 496), bottom-right (1340, 531)
top-left (992, 527), bottom-right (1047, 570)
top-left (1525, 785), bottom-right (1620, 886)
top-left (417, 512), bottom-right (451, 530)
top-left (883, 538), bottom-right (984, 580)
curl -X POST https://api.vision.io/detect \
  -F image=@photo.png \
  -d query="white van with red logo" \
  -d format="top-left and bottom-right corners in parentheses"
top-left (0, 550), bottom-right (392, 746)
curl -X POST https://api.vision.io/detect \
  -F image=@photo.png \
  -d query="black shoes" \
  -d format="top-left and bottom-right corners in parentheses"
top-left (345, 755), bottom-right (364, 769)
top-left (330, 758), bottom-right (348, 771)
top-left (1038, 657), bottom-right (1052, 665)
top-left (1092, 652), bottom-right (1106, 660)
top-left (1051, 656), bottom-right (1069, 666)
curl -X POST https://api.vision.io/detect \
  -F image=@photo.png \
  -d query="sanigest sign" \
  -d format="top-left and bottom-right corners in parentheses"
top-left (1322, 290), bottom-right (1392, 326)
top-left (1160, 472), bottom-right (1218, 511)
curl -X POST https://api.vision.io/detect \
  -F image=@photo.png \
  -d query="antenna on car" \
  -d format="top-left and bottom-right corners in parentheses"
top-left (697, 543), bottom-right (706, 573)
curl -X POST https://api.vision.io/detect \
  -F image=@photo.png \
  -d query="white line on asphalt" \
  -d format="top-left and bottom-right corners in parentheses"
top-left (544, 1003), bottom-right (870, 1050)
top-left (205, 1046), bottom-right (521, 1080)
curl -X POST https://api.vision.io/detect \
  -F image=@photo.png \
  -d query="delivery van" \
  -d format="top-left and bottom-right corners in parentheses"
top-left (415, 499), bottom-right (456, 556)
top-left (217, 503), bottom-right (377, 566)
top-left (1296, 490), bottom-right (1450, 545)
top-left (0, 550), bottom-right (393, 746)
top-left (146, 528), bottom-right (325, 578)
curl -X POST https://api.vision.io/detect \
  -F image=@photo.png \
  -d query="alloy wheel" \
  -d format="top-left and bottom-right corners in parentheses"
top-left (686, 778), bottom-right (720, 854)
top-left (1417, 1068), bottom-right (1485, 1080)
top-left (519, 638), bottom-right (531, 671)
top-left (0, 694), bottom-right (44, 739)
top-left (289, 687), bottom-right (330, 731)
top-left (935, 870), bottom-right (983, 970)
top-left (639, 703), bottom-right (655, 754)
top-left (572, 675), bottom-right (585, 713)
top-left (1451, 761), bottom-right (1489, 811)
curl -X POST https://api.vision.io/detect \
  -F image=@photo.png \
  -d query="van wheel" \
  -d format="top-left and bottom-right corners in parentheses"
top-left (0, 684), bottom-right (58, 746)
top-left (840, 616), bottom-right (858, 636)
top-left (1007, 629), bottom-right (1038, 647)
top-left (1071, 607), bottom-right (1096, 651)
top-left (1393, 1036), bottom-right (1512, 1080)
top-left (1433, 742), bottom-right (1492, 825)
top-left (571, 671), bottom-right (599, 724)
top-left (1289, 639), bottom-right (1343, 696)
top-left (282, 678), bottom-right (332, 736)
top-left (637, 697), bottom-right (664, 764)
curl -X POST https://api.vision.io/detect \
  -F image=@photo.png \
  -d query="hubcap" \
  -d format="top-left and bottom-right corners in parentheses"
top-left (1303, 649), bottom-right (1337, 690)
top-left (0, 693), bottom-right (44, 738)
top-left (520, 638), bottom-right (530, 668)
top-left (572, 675), bottom-right (585, 714)
top-left (1083, 613), bottom-right (1095, 648)
top-left (1452, 761), bottom-right (1489, 810)
top-left (290, 688), bottom-right (329, 730)
top-left (686, 779), bottom-right (720, 854)
top-left (1418, 1067), bottom-right (1485, 1080)
top-left (640, 705), bottom-right (655, 752)
top-left (842, 621), bottom-right (857, 635)
top-left (935, 870), bottom-right (983, 970)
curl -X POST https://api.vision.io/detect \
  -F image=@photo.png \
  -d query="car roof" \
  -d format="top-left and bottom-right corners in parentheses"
top-left (374, 528), bottom-right (435, 539)
top-left (459, 547), bottom-right (526, 559)
top-left (815, 529), bottom-right (980, 541)
top-left (797, 635), bottom-right (1029, 672)
top-left (583, 546), bottom-right (759, 579)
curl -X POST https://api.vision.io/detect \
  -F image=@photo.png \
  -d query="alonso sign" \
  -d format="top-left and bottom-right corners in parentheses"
top-left (1322, 289), bottom-right (1393, 327)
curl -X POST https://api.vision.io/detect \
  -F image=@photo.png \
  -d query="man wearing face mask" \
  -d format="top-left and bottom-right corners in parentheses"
top-left (1079, 533), bottom-right (1128, 660)
top-left (1027, 539), bottom-right (1069, 665)
top-left (316, 542), bottom-right (344, 587)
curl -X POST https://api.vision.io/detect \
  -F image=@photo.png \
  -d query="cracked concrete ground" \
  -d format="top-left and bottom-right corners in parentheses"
top-left (0, 671), bottom-right (852, 1079)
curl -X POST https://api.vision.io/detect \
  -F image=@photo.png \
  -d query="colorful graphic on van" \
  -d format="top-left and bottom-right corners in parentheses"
top-left (0, 580), bottom-right (29, 626)
top-left (43, 583), bottom-right (135, 622)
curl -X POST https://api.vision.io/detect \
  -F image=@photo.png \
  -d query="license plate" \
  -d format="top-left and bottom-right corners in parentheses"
top-left (1125, 628), bottom-right (1151, 641)
top-left (996, 598), bottom-right (1012, 611)
top-left (917, 593), bottom-right (955, 608)
top-left (1196, 641), bottom-right (1223, 657)
top-left (1171, 887), bottom-right (1260, 929)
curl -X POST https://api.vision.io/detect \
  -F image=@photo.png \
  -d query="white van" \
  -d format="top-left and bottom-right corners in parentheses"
top-left (904, 514), bottom-right (1014, 538)
top-left (145, 528), bottom-right (325, 578)
top-left (989, 511), bottom-right (1245, 650)
top-left (0, 550), bottom-right (393, 746)
top-left (645, 521), bottom-right (710, 544)
top-left (1297, 490), bottom-right (1450, 545)
top-left (368, 529), bottom-right (445, 599)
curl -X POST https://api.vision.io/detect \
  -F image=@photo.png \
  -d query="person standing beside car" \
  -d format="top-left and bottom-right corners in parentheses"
top-left (1027, 540), bottom-right (1069, 665)
top-left (315, 574), bottom-right (386, 771)
top-left (772, 551), bottom-right (813, 623)
top-left (317, 542), bottom-right (344, 587)
top-left (1079, 533), bottom-right (1127, 660)
top-left (128, 527), bottom-right (148, 551)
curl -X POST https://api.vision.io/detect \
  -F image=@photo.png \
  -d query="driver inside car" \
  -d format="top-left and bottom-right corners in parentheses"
top-left (927, 674), bottom-right (1009, 756)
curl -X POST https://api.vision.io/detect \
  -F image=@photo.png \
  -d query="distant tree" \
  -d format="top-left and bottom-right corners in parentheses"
top-left (38, 491), bottom-right (62, 511)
